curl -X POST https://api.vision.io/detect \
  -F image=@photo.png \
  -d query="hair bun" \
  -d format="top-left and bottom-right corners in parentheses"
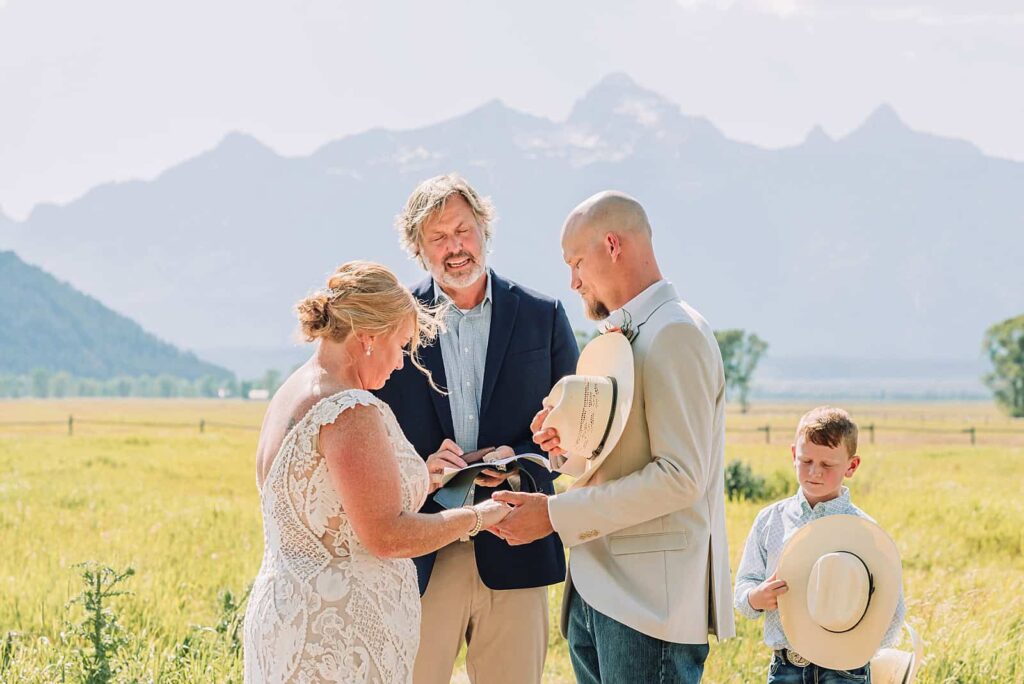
top-left (297, 293), bottom-right (332, 339)
top-left (292, 260), bottom-right (445, 392)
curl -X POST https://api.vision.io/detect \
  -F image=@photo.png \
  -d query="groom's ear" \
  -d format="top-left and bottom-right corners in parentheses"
top-left (604, 232), bottom-right (622, 261)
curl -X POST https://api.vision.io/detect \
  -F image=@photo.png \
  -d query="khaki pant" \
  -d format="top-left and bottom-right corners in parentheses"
top-left (414, 540), bottom-right (548, 684)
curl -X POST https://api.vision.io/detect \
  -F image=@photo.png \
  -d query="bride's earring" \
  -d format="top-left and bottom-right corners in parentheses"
top-left (366, 344), bottom-right (373, 356)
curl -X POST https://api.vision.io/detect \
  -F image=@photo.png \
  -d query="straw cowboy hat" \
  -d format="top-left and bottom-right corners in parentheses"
top-left (870, 623), bottom-right (923, 684)
top-left (777, 514), bottom-right (903, 671)
top-left (541, 331), bottom-right (634, 488)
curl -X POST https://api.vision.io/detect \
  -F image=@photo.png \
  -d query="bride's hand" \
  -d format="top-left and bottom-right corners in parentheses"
top-left (474, 499), bottom-right (512, 529)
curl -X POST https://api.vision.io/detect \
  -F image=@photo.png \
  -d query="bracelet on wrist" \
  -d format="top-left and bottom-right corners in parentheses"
top-left (464, 505), bottom-right (484, 538)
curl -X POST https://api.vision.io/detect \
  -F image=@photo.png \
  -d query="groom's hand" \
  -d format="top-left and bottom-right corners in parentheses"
top-left (489, 491), bottom-right (553, 545)
top-left (530, 407), bottom-right (565, 458)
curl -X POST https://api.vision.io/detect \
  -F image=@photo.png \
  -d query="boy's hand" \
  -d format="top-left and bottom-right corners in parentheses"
top-left (747, 572), bottom-right (788, 611)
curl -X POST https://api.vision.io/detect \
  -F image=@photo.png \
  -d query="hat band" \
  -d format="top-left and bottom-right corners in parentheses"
top-left (588, 376), bottom-right (618, 461)
top-left (820, 551), bottom-right (875, 634)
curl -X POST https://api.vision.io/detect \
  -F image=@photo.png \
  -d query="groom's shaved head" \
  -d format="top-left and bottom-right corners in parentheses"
top-left (563, 190), bottom-right (652, 241)
top-left (560, 190), bottom-right (663, 320)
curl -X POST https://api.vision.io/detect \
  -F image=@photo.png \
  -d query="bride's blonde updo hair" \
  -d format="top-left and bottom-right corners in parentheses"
top-left (296, 260), bottom-right (445, 390)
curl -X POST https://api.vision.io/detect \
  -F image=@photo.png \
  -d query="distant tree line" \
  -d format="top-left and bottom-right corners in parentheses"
top-left (575, 326), bottom-right (769, 413)
top-left (0, 368), bottom-right (283, 400)
top-left (571, 312), bottom-right (1024, 420)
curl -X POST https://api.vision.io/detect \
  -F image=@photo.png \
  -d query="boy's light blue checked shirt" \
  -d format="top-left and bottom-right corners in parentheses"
top-left (733, 486), bottom-right (906, 651)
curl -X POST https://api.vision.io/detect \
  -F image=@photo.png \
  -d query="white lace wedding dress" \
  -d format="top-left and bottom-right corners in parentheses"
top-left (243, 389), bottom-right (429, 684)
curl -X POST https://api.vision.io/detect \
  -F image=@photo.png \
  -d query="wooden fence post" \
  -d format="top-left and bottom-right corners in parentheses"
top-left (868, 423), bottom-right (875, 444)
top-left (964, 426), bottom-right (976, 446)
top-left (758, 425), bottom-right (771, 444)
top-left (200, 419), bottom-right (205, 434)
top-left (68, 415), bottom-right (73, 436)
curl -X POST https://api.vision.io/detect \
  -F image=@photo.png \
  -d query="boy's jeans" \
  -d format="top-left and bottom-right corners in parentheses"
top-left (767, 650), bottom-right (871, 683)
top-left (566, 587), bottom-right (709, 683)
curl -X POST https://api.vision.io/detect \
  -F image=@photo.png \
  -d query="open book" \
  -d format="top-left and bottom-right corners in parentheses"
top-left (432, 453), bottom-right (551, 509)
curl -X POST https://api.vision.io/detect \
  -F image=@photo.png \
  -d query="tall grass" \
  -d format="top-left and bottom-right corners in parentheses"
top-left (1, 400), bottom-right (1021, 682)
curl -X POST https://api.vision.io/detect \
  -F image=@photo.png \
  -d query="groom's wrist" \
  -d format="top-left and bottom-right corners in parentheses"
top-left (546, 494), bottom-right (561, 534)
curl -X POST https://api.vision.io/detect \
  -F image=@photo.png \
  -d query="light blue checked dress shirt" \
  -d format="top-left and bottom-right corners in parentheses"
top-left (433, 274), bottom-right (492, 452)
top-left (734, 486), bottom-right (906, 651)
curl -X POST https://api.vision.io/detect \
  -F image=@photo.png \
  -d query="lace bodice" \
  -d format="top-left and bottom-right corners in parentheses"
top-left (244, 390), bottom-right (430, 684)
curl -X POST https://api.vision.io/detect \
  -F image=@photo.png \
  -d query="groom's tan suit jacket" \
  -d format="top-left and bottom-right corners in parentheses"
top-left (548, 280), bottom-right (736, 644)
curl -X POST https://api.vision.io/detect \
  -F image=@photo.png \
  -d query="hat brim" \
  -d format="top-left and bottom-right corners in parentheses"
top-left (870, 648), bottom-right (914, 684)
top-left (777, 514), bottom-right (902, 671)
top-left (871, 622), bottom-right (922, 684)
top-left (548, 332), bottom-right (634, 489)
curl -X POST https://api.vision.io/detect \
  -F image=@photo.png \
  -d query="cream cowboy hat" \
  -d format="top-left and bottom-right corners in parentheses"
top-left (540, 332), bottom-right (634, 487)
top-left (777, 514), bottom-right (903, 671)
top-left (870, 623), bottom-right (923, 684)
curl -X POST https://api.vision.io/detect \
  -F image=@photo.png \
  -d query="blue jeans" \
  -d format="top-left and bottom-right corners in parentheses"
top-left (567, 587), bottom-right (709, 683)
top-left (767, 651), bottom-right (871, 683)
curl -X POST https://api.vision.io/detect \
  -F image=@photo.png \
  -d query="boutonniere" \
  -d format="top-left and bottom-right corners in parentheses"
top-left (605, 300), bottom-right (677, 345)
top-left (604, 311), bottom-right (638, 344)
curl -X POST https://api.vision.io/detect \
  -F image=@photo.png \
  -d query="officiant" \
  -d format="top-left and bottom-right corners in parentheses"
top-left (375, 173), bottom-right (579, 684)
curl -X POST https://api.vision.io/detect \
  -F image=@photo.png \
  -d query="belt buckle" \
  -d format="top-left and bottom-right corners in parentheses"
top-left (786, 649), bottom-right (810, 668)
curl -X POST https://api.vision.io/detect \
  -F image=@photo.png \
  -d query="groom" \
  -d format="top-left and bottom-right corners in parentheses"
top-left (376, 173), bottom-right (578, 684)
top-left (492, 191), bottom-right (736, 683)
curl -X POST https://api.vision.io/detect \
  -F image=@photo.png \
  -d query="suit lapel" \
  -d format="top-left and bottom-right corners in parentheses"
top-left (413, 278), bottom-right (455, 437)
top-left (480, 272), bottom-right (519, 418)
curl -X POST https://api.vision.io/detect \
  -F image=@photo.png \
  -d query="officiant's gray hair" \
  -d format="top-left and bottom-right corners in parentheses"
top-left (396, 173), bottom-right (496, 268)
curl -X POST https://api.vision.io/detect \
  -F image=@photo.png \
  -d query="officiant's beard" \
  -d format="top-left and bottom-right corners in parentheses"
top-left (436, 254), bottom-right (486, 290)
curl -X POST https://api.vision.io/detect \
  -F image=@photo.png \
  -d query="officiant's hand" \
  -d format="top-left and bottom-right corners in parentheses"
top-left (488, 491), bottom-right (553, 545)
top-left (474, 445), bottom-right (517, 487)
top-left (426, 439), bottom-right (468, 492)
top-left (530, 407), bottom-right (565, 458)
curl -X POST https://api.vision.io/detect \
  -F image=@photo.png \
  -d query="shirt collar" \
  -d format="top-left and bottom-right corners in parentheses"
top-left (600, 279), bottom-right (678, 333)
top-left (795, 486), bottom-right (851, 516)
top-left (433, 270), bottom-right (492, 311)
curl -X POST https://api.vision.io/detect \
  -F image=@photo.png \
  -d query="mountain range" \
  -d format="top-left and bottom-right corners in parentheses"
top-left (0, 250), bottom-right (230, 380)
top-left (1, 73), bottom-right (1020, 388)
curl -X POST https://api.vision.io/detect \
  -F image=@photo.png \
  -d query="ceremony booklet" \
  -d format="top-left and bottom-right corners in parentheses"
top-left (432, 453), bottom-right (551, 509)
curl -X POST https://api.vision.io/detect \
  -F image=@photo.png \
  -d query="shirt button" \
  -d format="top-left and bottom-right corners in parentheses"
top-left (464, 347), bottom-right (470, 354)
top-left (468, 415), bottom-right (475, 421)
top-left (465, 381), bottom-right (471, 387)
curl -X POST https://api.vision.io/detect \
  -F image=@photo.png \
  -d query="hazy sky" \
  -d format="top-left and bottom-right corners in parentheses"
top-left (1, 0), bottom-right (1021, 220)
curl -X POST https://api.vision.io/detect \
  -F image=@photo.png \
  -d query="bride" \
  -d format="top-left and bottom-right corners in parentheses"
top-left (243, 261), bottom-right (511, 683)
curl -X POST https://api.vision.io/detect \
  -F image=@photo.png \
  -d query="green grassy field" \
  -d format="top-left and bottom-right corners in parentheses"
top-left (1, 400), bottom-right (1022, 682)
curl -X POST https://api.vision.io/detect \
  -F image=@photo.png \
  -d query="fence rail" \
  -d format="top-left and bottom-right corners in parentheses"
top-left (0, 416), bottom-right (260, 435)
top-left (722, 422), bottom-right (1024, 445)
top-left (1, 415), bottom-right (1022, 444)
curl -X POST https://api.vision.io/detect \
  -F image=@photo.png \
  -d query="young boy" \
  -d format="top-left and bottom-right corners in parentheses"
top-left (733, 406), bottom-right (905, 683)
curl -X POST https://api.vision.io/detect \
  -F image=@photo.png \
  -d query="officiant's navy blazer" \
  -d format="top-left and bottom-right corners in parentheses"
top-left (375, 271), bottom-right (578, 593)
